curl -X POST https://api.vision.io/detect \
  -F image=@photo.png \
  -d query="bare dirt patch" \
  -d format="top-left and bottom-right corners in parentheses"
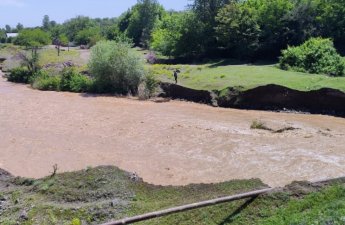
top-left (0, 75), bottom-right (345, 187)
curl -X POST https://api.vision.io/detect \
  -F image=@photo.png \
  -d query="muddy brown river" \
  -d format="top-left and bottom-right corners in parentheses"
top-left (0, 73), bottom-right (345, 187)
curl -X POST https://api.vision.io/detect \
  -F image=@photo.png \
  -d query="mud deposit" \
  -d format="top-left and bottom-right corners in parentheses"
top-left (1, 75), bottom-right (345, 187)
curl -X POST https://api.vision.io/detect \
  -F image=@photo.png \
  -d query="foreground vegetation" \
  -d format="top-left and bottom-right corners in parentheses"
top-left (0, 166), bottom-right (344, 225)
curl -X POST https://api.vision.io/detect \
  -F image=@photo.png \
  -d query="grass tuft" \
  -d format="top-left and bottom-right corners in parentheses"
top-left (250, 120), bottom-right (272, 131)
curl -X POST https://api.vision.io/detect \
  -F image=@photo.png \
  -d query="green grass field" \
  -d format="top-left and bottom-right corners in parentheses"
top-left (1, 167), bottom-right (344, 225)
top-left (150, 60), bottom-right (345, 92)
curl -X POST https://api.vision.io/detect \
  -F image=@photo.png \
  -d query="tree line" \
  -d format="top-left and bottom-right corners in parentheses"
top-left (1, 0), bottom-right (344, 60)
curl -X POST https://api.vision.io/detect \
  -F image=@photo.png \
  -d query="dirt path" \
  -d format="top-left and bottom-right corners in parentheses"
top-left (78, 49), bottom-right (90, 64)
top-left (1, 75), bottom-right (345, 187)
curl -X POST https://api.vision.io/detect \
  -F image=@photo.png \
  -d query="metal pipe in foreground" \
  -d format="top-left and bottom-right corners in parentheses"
top-left (100, 188), bottom-right (273, 225)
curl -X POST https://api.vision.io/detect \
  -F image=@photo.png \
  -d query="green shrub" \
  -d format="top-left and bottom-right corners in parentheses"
top-left (7, 67), bottom-right (33, 83)
top-left (88, 40), bottom-right (144, 94)
top-left (70, 218), bottom-right (82, 225)
top-left (31, 70), bottom-right (61, 91)
top-left (280, 38), bottom-right (345, 76)
top-left (144, 72), bottom-right (158, 96)
top-left (138, 72), bottom-right (158, 100)
top-left (60, 67), bottom-right (92, 92)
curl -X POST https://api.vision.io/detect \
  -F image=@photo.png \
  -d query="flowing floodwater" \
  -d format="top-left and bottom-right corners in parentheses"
top-left (0, 73), bottom-right (344, 187)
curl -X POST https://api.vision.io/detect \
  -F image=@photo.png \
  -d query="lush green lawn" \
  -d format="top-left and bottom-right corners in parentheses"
top-left (150, 60), bottom-right (345, 92)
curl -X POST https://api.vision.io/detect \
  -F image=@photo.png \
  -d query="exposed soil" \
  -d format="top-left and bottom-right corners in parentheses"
top-left (1, 74), bottom-right (345, 187)
top-left (160, 82), bottom-right (345, 117)
top-left (218, 84), bottom-right (345, 116)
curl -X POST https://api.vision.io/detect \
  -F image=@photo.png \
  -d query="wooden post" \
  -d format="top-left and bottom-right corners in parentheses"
top-left (100, 188), bottom-right (273, 225)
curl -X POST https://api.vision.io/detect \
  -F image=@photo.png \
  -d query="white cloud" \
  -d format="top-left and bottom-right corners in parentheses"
top-left (0, 0), bottom-right (25, 7)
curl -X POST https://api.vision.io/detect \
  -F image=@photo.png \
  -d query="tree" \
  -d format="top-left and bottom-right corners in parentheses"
top-left (14, 29), bottom-right (51, 58)
top-left (191, 0), bottom-right (230, 24)
top-left (59, 34), bottom-right (69, 47)
top-left (50, 20), bottom-right (57, 28)
top-left (245, 0), bottom-right (294, 57)
top-left (318, 0), bottom-right (345, 54)
top-left (151, 12), bottom-right (184, 57)
top-left (55, 34), bottom-right (69, 56)
top-left (118, 10), bottom-right (132, 32)
top-left (75, 27), bottom-right (102, 46)
top-left (63, 16), bottom-right (94, 41)
top-left (15, 29), bottom-right (51, 48)
top-left (189, 0), bottom-right (231, 55)
top-left (50, 24), bottom-right (63, 42)
top-left (5, 25), bottom-right (11, 33)
top-left (151, 11), bottom-right (205, 58)
top-left (0, 29), bottom-right (6, 43)
top-left (103, 24), bottom-right (121, 40)
top-left (216, 2), bottom-right (261, 59)
top-left (42, 15), bottom-right (51, 31)
top-left (281, 0), bottom-right (319, 48)
top-left (16, 23), bottom-right (24, 31)
top-left (126, 0), bottom-right (165, 47)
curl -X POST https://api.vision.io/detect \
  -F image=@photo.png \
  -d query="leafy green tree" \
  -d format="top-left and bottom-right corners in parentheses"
top-left (55, 34), bottom-right (69, 56)
top-left (245, 0), bottom-right (294, 57)
top-left (42, 15), bottom-right (51, 31)
top-left (0, 29), bottom-right (6, 43)
top-left (50, 24), bottom-right (63, 42)
top-left (63, 16), bottom-right (95, 42)
top-left (16, 23), bottom-right (24, 31)
top-left (216, 2), bottom-right (261, 59)
top-left (151, 12), bottom-right (184, 57)
top-left (103, 24), bottom-right (121, 40)
top-left (151, 12), bottom-right (205, 58)
top-left (14, 29), bottom-right (51, 60)
top-left (50, 20), bottom-right (57, 28)
top-left (318, 0), bottom-right (345, 54)
top-left (126, 0), bottom-right (165, 47)
top-left (15, 29), bottom-right (51, 48)
top-left (191, 0), bottom-right (230, 24)
top-left (88, 40), bottom-right (144, 94)
top-left (5, 25), bottom-right (11, 33)
top-left (118, 10), bottom-right (132, 32)
top-left (189, 0), bottom-right (231, 55)
top-left (75, 27), bottom-right (102, 46)
top-left (281, 0), bottom-right (319, 47)
top-left (59, 34), bottom-right (69, 46)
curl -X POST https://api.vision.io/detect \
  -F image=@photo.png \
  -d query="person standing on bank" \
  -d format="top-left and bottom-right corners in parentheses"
top-left (173, 69), bottom-right (180, 84)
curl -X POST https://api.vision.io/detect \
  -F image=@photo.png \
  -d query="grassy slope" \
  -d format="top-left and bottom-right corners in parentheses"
top-left (1, 167), bottom-right (344, 225)
top-left (38, 48), bottom-right (82, 68)
top-left (0, 44), bottom-right (84, 72)
top-left (0, 44), bottom-right (23, 71)
top-left (150, 61), bottom-right (345, 92)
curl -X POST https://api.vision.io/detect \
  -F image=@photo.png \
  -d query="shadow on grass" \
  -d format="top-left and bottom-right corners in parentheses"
top-left (218, 196), bottom-right (258, 225)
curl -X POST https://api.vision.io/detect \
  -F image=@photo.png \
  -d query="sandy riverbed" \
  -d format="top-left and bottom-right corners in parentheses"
top-left (0, 73), bottom-right (344, 187)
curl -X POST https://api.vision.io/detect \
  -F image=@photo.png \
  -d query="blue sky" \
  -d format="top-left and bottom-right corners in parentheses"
top-left (0, 0), bottom-right (190, 28)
